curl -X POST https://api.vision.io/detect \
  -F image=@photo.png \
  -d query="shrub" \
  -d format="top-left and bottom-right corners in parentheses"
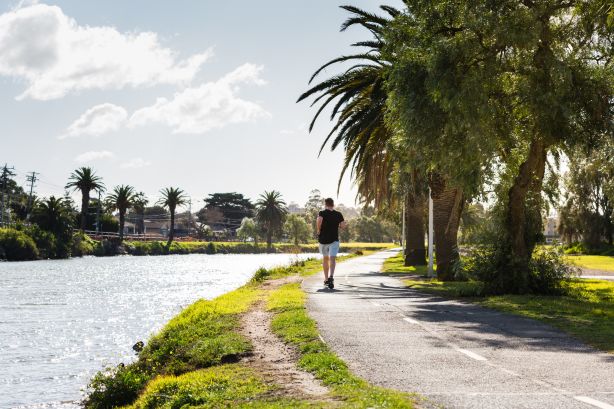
top-left (469, 246), bottom-right (575, 295)
top-left (85, 363), bottom-right (149, 409)
top-left (72, 232), bottom-right (96, 257)
top-left (0, 228), bottom-right (39, 261)
top-left (251, 267), bottom-right (271, 282)
top-left (206, 242), bottom-right (217, 254)
top-left (20, 225), bottom-right (56, 259)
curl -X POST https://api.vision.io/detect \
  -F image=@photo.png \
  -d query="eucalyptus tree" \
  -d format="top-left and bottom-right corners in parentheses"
top-left (106, 185), bottom-right (136, 242)
top-left (158, 187), bottom-right (187, 248)
top-left (298, 4), bottom-right (429, 267)
top-left (387, 0), bottom-right (613, 292)
top-left (255, 190), bottom-right (287, 251)
top-left (284, 214), bottom-right (311, 246)
top-left (65, 167), bottom-right (105, 231)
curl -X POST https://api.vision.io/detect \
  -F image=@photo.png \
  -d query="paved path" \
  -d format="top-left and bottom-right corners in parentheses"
top-left (304, 249), bottom-right (614, 409)
top-left (580, 268), bottom-right (614, 282)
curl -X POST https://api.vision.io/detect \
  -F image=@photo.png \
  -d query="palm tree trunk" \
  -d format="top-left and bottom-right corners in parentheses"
top-left (80, 191), bottom-right (90, 231)
top-left (267, 222), bottom-right (273, 252)
top-left (119, 211), bottom-right (125, 242)
top-left (430, 174), bottom-right (464, 281)
top-left (167, 210), bottom-right (175, 248)
top-left (404, 191), bottom-right (427, 266)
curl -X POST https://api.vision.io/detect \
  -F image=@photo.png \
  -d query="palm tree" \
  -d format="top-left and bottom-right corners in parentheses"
top-left (65, 167), bottom-right (105, 231)
top-left (132, 192), bottom-right (149, 235)
top-left (255, 190), bottom-right (287, 252)
top-left (158, 187), bottom-right (187, 248)
top-left (106, 185), bottom-right (136, 242)
top-left (298, 5), bottom-right (428, 266)
top-left (32, 196), bottom-right (73, 235)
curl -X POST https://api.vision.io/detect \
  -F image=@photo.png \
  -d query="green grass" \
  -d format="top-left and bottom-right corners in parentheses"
top-left (266, 283), bottom-right (417, 408)
top-left (565, 255), bottom-right (614, 272)
top-left (404, 278), bottom-right (614, 353)
top-left (381, 252), bottom-right (429, 276)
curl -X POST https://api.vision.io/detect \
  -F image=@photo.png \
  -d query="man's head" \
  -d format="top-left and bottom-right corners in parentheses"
top-left (324, 198), bottom-right (334, 209)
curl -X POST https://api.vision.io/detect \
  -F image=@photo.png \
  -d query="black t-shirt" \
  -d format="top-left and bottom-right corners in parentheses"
top-left (318, 209), bottom-right (344, 244)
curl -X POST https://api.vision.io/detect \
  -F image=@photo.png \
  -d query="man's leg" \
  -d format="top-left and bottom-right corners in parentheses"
top-left (322, 256), bottom-right (330, 282)
top-left (329, 256), bottom-right (337, 277)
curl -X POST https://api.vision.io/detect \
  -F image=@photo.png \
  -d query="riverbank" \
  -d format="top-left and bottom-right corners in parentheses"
top-left (85, 249), bottom-right (416, 408)
top-left (0, 227), bottom-right (395, 260)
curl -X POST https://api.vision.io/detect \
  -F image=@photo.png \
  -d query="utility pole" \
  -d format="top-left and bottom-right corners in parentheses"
top-left (0, 164), bottom-right (16, 226)
top-left (96, 190), bottom-right (101, 234)
top-left (428, 187), bottom-right (435, 278)
top-left (25, 171), bottom-right (39, 220)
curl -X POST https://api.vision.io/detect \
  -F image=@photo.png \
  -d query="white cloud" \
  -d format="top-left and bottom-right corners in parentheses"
top-left (74, 150), bottom-right (114, 163)
top-left (280, 122), bottom-right (308, 135)
top-left (61, 103), bottom-right (127, 139)
top-left (120, 158), bottom-right (151, 169)
top-left (129, 63), bottom-right (271, 134)
top-left (0, 3), bottom-right (212, 100)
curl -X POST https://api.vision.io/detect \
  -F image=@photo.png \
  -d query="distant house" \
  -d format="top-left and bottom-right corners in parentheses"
top-left (288, 202), bottom-right (305, 214)
top-left (143, 220), bottom-right (168, 237)
top-left (543, 216), bottom-right (559, 243)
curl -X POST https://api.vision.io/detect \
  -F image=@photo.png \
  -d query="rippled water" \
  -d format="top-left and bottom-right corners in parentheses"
top-left (0, 253), bottom-right (318, 409)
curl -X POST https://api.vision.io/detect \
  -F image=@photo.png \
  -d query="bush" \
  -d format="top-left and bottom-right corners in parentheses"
top-left (20, 225), bottom-right (56, 259)
top-left (72, 232), bottom-right (96, 257)
top-left (467, 246), bottom-right (575, 295)
top-left (85, 363), bottom-right (149, 409)
top-left (0, 228), bottom-right (39, 261)
top-left (206, 242), bottom-right (217, 254)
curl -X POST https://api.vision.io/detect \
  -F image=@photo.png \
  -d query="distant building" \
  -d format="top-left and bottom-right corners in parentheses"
top-left (288, 202), bottom-right (305, 214)
top-left (543, 216), bottom-right (559, 244)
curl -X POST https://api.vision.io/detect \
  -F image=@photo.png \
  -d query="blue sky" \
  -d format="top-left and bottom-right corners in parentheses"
top-left (0, 0), bottom-right (403, 210)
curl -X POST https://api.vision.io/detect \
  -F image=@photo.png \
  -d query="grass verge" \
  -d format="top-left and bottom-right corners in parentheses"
top-left (266, 283), bottom-right (417, 408)
top-left (403, 278), bottom-right (614, 353)
top-left (381, 252), bottom-right (429, 276)
top-left (565, 255), bottom-right (614, 272)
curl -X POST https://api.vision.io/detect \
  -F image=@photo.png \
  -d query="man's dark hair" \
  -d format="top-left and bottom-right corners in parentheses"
top-left (324, 198), bottom-right (334, 207)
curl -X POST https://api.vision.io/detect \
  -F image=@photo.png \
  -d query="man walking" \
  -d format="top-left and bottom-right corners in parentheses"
top-left (317, 198), bottom-right (346, 288)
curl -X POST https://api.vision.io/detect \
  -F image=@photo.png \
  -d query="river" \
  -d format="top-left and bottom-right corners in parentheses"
top-left (0, 253), bottom-right (318, 409)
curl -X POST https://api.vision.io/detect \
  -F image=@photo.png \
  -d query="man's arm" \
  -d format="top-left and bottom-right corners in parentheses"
top-left (340, 220), bottom-right (347, 230)
top-left (316, 216), bottom-right (323, 235)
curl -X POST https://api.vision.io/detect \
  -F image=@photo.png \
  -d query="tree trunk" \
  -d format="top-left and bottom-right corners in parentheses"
top-left (167, 210), bottom-right (175, 248)
top-left (404, 191), bottom-right (427, 266)
top-left (80, 191), bottom-right (90, 231)
top-left (505, 138), bottom-right (547, 284)
top-left (119, 211), bottom-right (125, 242)
top-left (430, 174), bottom-right (464, 281)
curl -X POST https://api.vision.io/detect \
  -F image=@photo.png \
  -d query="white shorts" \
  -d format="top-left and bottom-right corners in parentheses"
top-left (319, 241), bottom-right (340, 257)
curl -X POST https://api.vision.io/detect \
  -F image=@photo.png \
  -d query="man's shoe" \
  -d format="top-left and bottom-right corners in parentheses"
top-left (327, 277), bottom-right (334, 289)
top-left (324, 278), bottom-right (330, 286)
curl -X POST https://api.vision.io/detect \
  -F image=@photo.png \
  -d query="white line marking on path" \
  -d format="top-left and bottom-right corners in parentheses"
top-left (574, 396), bottom-right (614, 409)
top-left (454, 348), bottom-right (488, 361)
top-left (403, 317), bottom-right (420, 325)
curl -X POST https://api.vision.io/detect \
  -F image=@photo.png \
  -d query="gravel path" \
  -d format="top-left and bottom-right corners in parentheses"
top-left (304, 249), bottom-right (614, 409)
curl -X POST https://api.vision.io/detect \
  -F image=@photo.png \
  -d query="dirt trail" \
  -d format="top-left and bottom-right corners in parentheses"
top-left (240, 276), bottom-right (331, 400)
